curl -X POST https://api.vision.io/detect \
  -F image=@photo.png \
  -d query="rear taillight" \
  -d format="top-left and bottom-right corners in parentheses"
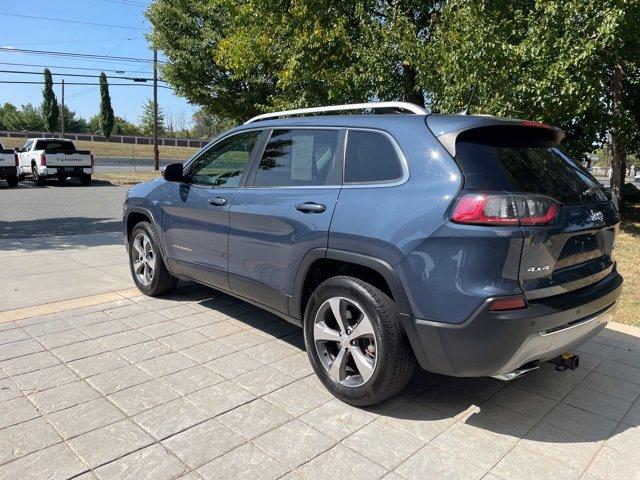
top-left (14, 153), bottom-right (18, 167)
top-left (91, 154), bottom-right (95, 166)
top-left (40, 153), bottom-right (47, 166)
top-left (451, 193), bottom-right (558, 226)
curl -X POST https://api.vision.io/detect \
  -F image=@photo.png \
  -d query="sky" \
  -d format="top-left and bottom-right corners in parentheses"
top-left (0, 0), bottom-right (196, 127)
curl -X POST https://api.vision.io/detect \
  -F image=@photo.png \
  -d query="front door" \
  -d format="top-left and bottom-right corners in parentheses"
top-left (228, 128), bottom-right (343, 313)
top-left (161, 130), bottom-right (263, 289)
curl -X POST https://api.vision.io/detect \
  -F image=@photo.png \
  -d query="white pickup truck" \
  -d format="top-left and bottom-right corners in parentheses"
top-left (0, 141), bottom-right (19, 188)
top-left (17, 138), bottom-right (94, 186)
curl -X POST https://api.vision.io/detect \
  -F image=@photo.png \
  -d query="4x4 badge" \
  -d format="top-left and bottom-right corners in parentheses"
top-left (526, 265), bottom-right (550, 272)
top-left (588, 210), bottom-right (604, 222)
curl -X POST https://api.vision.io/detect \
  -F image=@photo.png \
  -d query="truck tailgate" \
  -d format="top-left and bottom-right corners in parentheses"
top-left (45, 152), bottom-right (92, 167)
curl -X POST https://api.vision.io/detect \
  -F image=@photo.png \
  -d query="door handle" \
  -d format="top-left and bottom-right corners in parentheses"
top-left (295, 202), bottom-right (326, 213)
top-left (209, 196), bottom-right (228, 206)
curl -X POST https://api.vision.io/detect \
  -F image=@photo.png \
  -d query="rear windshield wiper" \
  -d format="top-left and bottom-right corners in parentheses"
top-left (583, 183), bottom-right (604, 195)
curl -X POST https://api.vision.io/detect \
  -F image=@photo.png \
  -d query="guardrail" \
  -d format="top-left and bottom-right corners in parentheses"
top-left (0, 130), bottom-right (209, 148)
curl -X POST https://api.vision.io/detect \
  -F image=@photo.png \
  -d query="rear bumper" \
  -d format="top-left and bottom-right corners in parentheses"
top-left (39, 166), bottom-right (93, 176)
top-left (0, 166), bottom-right (17, 177)
top-left (403, 269), bottom-right (623, 377)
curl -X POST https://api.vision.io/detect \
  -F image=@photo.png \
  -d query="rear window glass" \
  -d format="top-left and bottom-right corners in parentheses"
top-left (345, 130), bottom-right (403, 183)
top-left (35, 140), bottom-right (76, 153)
top-left (455, 127), bottom-right (607, 205)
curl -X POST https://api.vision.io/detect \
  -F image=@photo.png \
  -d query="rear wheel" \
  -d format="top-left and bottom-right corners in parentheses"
top-left (5, 175), bottom-right (18, 188)
top-left (128, 221), bottom-right (177, 296)
top-left (304, 276), bottom-right (415, 406)
top-left (79, 174), bottom-right (91, 186)
top-left (32, 165), bottom-right (45, 186)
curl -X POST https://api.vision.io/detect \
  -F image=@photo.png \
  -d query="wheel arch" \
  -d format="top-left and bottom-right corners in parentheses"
top-left (290, 248), bottom-right (413, 321)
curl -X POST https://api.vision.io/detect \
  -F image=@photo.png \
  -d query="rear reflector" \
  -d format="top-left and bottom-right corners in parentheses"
top-left (40, 153), bottom-right (47, 166)
top-left (451, 193), bottom-right (558, 226)
top-left (490, 297), bottom-right (527, 311)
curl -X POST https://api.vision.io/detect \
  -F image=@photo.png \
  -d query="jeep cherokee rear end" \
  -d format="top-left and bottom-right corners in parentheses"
top-left (396, 115), bottom-right (622, 379)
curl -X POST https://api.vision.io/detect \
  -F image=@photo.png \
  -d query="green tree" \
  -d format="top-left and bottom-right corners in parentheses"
top-left (424, 0), bottom-right (640, 205)
top-left (146, 0), bottom-right (445, 121)
top-left (41, 68), bottom-right (59, 132)
top-left (191, 108), bottom-right (236, 139)
top-left (60, 106), bottom-right (89, 133)
top-left (99, 72), bottom-right (115, 138)
top-left (3, 103), bottom-right (45, 131)
top-left (139, 99), bottom-right (165, 136)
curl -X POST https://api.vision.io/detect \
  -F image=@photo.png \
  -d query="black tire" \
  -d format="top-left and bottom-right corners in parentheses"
top-left (79, 174), bottom-right (91, 186)
top-left (32, 165), bottom-right (45, 186)
top-left (128, 221), bottom-right (178, 296)
top-left (304, 275), bottom-right (415, 406)
top-left (5, 175), bottom-right (18, 188)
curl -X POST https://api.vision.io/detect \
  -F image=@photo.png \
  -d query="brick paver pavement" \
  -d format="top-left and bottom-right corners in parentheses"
top-left (1, 287), bottom-right (639, 480)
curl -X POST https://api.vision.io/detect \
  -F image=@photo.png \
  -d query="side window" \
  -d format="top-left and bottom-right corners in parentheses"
top-left (251, 129), bottom-right (339, 187)
top-left (187, 130), bottom-right (261, 187)
top-left (344, 130), bottom-right (404, 183)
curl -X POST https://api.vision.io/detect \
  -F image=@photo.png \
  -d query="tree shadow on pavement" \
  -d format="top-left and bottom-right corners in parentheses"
top-left (0, 217), bottom-right (122, 240)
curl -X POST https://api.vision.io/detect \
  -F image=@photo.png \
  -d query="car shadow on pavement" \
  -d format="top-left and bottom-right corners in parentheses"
top-left (182, 285), bottom-right (640, 452)
top-left (0, 217), bottom-right (123, 245)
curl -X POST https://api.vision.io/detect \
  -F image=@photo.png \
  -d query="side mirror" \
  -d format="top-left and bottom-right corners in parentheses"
top-left (163, 163), bottom-right (184, 182)
top-left (13, 147), bottom-right (22, 153)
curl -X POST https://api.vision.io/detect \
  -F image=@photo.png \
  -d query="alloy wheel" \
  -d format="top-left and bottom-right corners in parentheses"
top-left (313, 296), bottom-right (378, 387)
top-left (132, 232), bottom-right (156, 286)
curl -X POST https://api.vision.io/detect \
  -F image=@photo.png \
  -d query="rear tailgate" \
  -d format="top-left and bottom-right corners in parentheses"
top-left (0, 150), bottom-right (16, 168)
top-left (45, 150), bottom-right (92, 168)
top-left (442, 121), bottom-right (620, 301)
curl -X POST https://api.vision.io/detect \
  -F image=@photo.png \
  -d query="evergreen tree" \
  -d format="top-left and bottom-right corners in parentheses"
top-left (139, 99), bottom-right (165, 135)
top-left (99, 72), bottom-right (115, 138)
top-left (41, 68), bottom-right (59, 132)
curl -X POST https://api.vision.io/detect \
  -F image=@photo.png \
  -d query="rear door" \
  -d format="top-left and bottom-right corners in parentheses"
top-left (228, 128), bottom-right (343, 313)
top-left (454, 125), bottom-right (619, 300)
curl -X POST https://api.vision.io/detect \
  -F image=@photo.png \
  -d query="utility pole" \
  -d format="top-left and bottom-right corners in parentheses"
top-left (153, 48), bottom-right (159, 171)
top-left (61, 79), bottom-right (65, 138)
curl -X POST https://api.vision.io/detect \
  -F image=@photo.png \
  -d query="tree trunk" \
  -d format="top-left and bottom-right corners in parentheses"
top-left (610, 63), bottom-right (626, 211)
top-left (403, 64), bottom-right (424, 107)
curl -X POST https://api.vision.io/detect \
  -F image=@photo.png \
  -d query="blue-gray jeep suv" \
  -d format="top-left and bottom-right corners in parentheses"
top-left (123, 102), bottom-right (623, 406)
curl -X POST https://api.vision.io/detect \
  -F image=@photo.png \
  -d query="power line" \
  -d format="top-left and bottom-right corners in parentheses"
top-left (104, 0), bottom-right (152, 6)
top-left (0, 47), bottom-right (160, 64)
top-left (0, 80), bottom-right (173, 89)
top-left (0, 62), bottom-right (153, 74)
top-left (0, 13), bottom-right (148, 31)
top-left (6, 37), bottom-right (142, 47)
top-left (0, 69), bottom-right (167, 83)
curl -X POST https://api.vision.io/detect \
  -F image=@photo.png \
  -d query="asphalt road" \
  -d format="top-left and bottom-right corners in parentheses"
top-left (0, 180), bottom-right (128, 238)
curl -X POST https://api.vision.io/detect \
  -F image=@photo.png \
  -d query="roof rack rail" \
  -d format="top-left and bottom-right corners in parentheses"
top-left (244, 101), bottom-right (427, 124)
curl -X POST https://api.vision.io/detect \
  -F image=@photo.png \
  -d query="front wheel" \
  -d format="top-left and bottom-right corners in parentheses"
top-left (5, 175), bottom-right (18, 188)
top-left (304, 276), bottom-right (415, 406)
top-left (128, 221), bottom-right (178, 296)
top-left (79, 174), bottom-right (91, 186)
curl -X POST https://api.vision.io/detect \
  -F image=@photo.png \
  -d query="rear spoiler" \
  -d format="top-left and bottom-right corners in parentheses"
top-left (426, 114), bottom-right (564, 157)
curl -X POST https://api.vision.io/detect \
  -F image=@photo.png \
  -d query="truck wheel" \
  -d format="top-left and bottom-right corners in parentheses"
top-left (304, 276), bottom-right (415, 406)
top-left (79, 174), bottom-right (92, 186)
top-left (32, 166), bottom-right (45, 186)
top-left (6, 175), bottom-right (18, 188)
top-left (128, 221), bottom-right (178, 296)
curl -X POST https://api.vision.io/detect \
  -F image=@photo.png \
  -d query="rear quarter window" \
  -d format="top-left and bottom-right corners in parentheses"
top-left (344, 130), bottom-right (403, 183)
top-left (35, 140), bottom-right (77, 153)
top-left (455, 126), bottom-right (607, 205)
